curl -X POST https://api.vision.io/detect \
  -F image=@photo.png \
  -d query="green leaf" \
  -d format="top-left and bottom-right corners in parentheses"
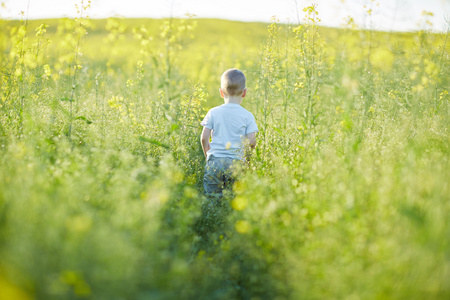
top-left (139, 137), bottom-right (170, 149)
top-left (169, 94), bottom-right (180, 101)
top-left (75, 116), bottom-right (93, 124)
top-left (152, 56), bottom-right (159, 68)
top-left (60, 97), bottom-right (74, 102)
top-left (272, 126), bottom-right (282, 133)
top-left (166, 124), bottom-right (180, 136)
top-left (400, 204), bottom-right (425, 226)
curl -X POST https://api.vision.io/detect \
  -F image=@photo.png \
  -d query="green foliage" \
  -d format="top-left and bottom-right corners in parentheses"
top-left (0, 5), bottom-right (449, 300)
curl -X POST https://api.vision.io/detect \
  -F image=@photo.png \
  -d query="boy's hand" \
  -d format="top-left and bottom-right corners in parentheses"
top-left (246, 132), bottom-right (256, 149)
top-left (200, 127), bottom-right (212, 158)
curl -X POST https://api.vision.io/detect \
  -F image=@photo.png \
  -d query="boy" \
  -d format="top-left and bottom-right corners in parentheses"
top-left (200, 68), bottom-right (258, 200)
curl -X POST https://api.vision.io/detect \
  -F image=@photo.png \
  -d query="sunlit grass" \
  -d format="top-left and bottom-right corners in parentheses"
top-left (0, 4), bottom-right (449, 299)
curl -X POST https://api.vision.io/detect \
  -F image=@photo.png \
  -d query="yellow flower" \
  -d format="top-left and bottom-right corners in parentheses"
top-left (235, 220), bottom-right (251, 234)
top-left (421, 76), bottom-right (429, 86)
top-left (14, 67), bottom-right (22, 78)
top-left (231, 196), bottom-right (247, 211)
top-left (0, 276), bottom-right (33, 300)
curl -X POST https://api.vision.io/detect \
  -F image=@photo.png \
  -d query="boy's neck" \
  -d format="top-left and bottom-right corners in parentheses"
top-left (224, 97), bottom-right (242, 105)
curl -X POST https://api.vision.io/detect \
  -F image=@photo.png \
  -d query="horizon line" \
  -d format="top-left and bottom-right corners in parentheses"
top-left (1, 15), bottom-right (448, 34)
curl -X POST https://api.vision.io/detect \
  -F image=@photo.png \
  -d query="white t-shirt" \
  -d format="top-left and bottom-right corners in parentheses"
top-left (201, 103), bottom-right (258, 160)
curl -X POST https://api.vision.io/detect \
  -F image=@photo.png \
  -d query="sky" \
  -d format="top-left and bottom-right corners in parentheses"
top-left (1, 0), bottom-right (449, 32)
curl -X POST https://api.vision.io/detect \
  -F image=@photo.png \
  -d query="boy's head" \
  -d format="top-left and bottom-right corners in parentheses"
top-left (220, 68), bottom-right (246, 97)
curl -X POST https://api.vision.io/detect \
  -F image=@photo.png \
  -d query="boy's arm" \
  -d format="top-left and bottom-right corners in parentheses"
top-left (200, 127), bottom-right (212, 158)
top-left (245, 132), bottom-right (257, 161)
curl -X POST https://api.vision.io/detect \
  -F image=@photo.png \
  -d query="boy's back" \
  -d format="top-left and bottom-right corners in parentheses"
top-left (201, 103), bottom-right (258, 161)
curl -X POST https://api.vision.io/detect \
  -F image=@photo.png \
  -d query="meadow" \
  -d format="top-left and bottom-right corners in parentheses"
top-left (0, 3), bottom-right (449, 300)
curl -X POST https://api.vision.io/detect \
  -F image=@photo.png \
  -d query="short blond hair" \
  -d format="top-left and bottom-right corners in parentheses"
top-left (221, 68), bottom-right (246, 96)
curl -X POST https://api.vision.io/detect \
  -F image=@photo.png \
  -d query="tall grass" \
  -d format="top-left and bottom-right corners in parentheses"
top-left (0, 3), bottom-right (449, 300)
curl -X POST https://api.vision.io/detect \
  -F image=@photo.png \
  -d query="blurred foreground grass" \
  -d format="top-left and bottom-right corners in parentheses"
top-left (0, 10), bottom-right (449, 300)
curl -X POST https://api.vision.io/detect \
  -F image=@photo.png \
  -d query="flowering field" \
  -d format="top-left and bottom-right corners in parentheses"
top-left (0, 4), bottom-right (449, 300)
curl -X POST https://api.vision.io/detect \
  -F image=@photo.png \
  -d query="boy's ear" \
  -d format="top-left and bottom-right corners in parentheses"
top-left (242, 88), bottom-right (247, 98)
top-left (219, 88), bottom-right (225, 98)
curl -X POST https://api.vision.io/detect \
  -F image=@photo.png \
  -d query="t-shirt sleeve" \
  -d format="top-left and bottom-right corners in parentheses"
top-left (201, 110), bottom-right (213, 129)
top-left (246, 113), bottom-right (258, 134)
